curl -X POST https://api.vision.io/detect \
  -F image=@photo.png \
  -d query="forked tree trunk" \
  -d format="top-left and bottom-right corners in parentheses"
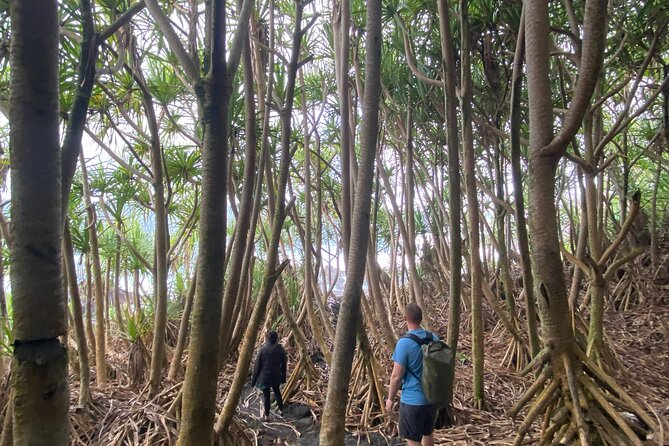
top-left (9, 1), bottom-right (69, 443)
top-left (508, 1), bottom-right (659, 444)
top-left (319, 0), bottom-right (382, 442)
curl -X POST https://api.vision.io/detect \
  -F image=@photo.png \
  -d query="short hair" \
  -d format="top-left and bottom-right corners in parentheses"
top-left (267, 330), bottom-right (279, 344)
top-left (405, 303), bottom-right (422, 324)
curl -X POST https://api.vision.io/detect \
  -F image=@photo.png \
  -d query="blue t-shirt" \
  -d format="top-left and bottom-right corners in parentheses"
top-left (392, 328), bottom-right (439, 405)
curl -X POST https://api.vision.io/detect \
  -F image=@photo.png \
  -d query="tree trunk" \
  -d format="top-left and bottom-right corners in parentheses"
top-left (215, 2), bottom-right (306, 435)
top-left (85, 255), bottom-right (96, 354)
top-left (113, 235), bottom-right (124, 330)
top-left (319, 0), bottom-right (382, 442)
top-left (218, 30), bottom-right (260, 366)
top-left (300, 69), bottom-right (332, 361)
top-left (509, 11), bottom-right (540, 356)
top-left (460, 0), bottom-right (485, 409)
top-left (167, 270), bottom-right (196, 380)
top-left (333, 0), bottom-right (353, 256)
top-left (9, 1), bottom-right (69, 443)
top-left (64, 223), bottom-right (91, 405)
top-left (437, 0), bottom-right (463, 354)
top-left (80, 150), bottom-right (107, 386)
top-left (142, 88), bottom-right (170, 398)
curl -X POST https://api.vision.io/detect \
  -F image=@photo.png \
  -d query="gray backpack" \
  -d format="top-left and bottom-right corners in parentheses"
top-left (404, 332), bottom-right (455, 406)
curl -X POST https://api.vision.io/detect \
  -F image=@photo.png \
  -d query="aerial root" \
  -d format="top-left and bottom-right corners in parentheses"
top-left (512, 380), bottom-right (559, 443)
top-left (508, 365), bottom-right (552, 418)
top-left (216, 418), bottom-right (253, 446)
top-left (501, 336), bottom-right (530, 371)
top-left (520, 347), bottom-right (549, 376)
top-left (510, 348), bottom-right (657, 446)
top-left (346, 349), bottom-right (388, 431)
top-left (283, 355), bottom-right (319, 401)
top-left (538, 406), bottom-right (569, 446)
top-left (562, 352), bottom-right (589, 445)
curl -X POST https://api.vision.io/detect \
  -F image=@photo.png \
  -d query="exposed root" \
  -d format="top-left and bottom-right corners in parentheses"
top-left (282, 354), bottom-right (319, 401)
top-left (345, 345), bottom-right (389, 431)
top-left (511, 347), bottom-right (657, 446)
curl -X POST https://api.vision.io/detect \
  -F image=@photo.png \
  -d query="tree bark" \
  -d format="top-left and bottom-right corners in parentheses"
top-left (9, 1), bottom-right (69, 443)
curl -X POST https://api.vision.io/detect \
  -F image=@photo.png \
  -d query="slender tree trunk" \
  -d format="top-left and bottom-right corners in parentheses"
top-left (9, 1), bottom-right (69, 443)
top-left (650, 159), bottom-right (662, 267)
top-left (167, 271), bottom-right (196, 380)
top-left (85, 255), bottom-right (96, 354)
top-left (141, 88), bottom-right (170, 397)
top-left (376, 155), bottom-right (427, 323)
top-left (80, 151), bottom-right (107, 386)
top-left (319, 0), bottom-right (382, 442)
top-left (113, 235), bottom-right (124, 330)
top-left (509, 11), bottom-right (540, 356)
top-left (300, 70), bottom-right (332, 361)
top-left (653, 64), bottom-right (669, 266)
top-left (460, 0), bottom-right (485, 409)
top-left (333, 0), bottom-right (353, 256)
top-left (215, 3), bottom-right (306, 435)
top-left (437, 0), bottom-right (463, 354)
top-left (64, 223), bottom-right (91, 405)
top-left (218, 31), bottom-right (260, 365)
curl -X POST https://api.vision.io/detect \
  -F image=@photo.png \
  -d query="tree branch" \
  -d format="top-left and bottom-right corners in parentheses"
top-left (540, 0), bottom-right (609, 158)
top-left (99, 1), bottom-right (146, 41)
top-left (144, 0), bottom-right (200, 82)
top-left (225, 0), bottom-right (255, 81)
top-left (395, 13), bottom-right (443, 88)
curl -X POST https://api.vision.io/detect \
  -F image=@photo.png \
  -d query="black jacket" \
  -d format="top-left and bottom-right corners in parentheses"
top-left (251, 342), bottom-right (287, 387)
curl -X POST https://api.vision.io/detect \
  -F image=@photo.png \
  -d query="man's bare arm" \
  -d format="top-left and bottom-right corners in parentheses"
top-left (386, 361), bottom-right (405, 411)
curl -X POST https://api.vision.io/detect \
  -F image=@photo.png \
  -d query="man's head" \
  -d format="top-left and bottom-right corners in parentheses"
top-left (267, 330), bottom-right (279, 344)
top-left (405, 303), bottom-right (422, 328)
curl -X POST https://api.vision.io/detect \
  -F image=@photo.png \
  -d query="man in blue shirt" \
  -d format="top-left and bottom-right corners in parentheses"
top-left (385, 303), bottom-right (439, 446)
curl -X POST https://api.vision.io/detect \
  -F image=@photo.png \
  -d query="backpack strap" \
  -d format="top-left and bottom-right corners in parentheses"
top-left (401, 332), bottom-right (432, 382)
top-left (403, 331), bottom-right (433, 346)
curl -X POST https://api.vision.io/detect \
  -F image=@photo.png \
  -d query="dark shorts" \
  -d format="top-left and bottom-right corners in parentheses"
top-left (399, 402), bottom-right (436, 441)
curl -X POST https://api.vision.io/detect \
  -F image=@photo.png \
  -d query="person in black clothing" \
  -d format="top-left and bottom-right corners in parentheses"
top-left (251, 330), bottom-right (287, 421)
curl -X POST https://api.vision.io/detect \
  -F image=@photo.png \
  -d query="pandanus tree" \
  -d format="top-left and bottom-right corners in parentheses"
top-left (320, 0), bottom-right (383, 442)
top-left (8, 1), bottom-right (69, 444)
top-left (510, 1), bottom-right (659, 444)
top-left (141, 0), bottom-right (254, 442)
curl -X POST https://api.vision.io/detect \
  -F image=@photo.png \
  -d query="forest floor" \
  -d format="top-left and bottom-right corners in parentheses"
top-left (33, 252), bottom-right (669, 445)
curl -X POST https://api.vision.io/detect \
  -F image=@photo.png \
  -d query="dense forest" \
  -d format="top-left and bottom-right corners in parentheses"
top-left (0, 0), bottom-right (668, 444)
